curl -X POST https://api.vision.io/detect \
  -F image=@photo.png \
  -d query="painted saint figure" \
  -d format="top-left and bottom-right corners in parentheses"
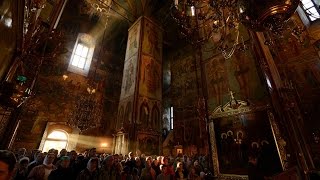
top-left (233, 52), bottom-right (250, 101)
top-left (209, 57), bottom-right (229, 106)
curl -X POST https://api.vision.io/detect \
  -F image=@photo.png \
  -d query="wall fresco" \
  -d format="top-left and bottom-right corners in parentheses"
top-left (139, 55), bottom-right (161, 99)
top-left (142, 18), bottom-right (162, 61)
top-left (120, 55), bottom-right (138, 100)
top-left (125, 19), bottom-right (141, 60)
top-left (12, 0), bottom-right (123, 150)
top-left (204, 48), bottom-right (267, 110)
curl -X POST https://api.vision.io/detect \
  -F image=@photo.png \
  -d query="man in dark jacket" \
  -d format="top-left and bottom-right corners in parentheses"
top-left (49, 156), bottom-right (75, 180)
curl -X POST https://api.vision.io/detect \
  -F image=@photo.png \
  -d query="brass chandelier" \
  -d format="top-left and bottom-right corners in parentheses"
top-left (171, 0), bottom-right (300, 58)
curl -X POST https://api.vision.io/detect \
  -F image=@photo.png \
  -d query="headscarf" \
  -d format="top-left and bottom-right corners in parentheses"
top-left (87, 157), bottom-right (99, 172)
top-left (19, 157), bottom-right (29, 164)
top-left (43, 154), bottom-right (54, 168)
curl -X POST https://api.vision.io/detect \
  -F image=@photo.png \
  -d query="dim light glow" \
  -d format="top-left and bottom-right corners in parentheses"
top-left (191, 6), bottom-right (195, 16)
top-left (62, 74), bottom-right (68, 80)
top-left (42, 130), bottom-right (68, 152)
top-left (101, 143), bottom-right (108, 147)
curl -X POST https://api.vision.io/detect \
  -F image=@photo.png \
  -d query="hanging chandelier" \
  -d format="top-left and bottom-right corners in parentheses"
top-left (171, 0), bottom-right (300, 58)
top-left (68, 95), bottom-right (102, 132)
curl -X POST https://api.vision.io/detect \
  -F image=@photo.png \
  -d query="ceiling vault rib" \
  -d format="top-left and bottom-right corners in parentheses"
top-left (125, 0), bottom-right (137, 18)
top-left (112, 0), bottom-right (137, 20)
top-left (98, 0), bottom-right (134, 23)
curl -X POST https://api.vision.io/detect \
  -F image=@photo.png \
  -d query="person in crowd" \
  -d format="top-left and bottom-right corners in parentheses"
top-left (135, 157), bottom-right (144, 177)
top-left (151, 158), bottom-right (161, 177)
top-left (193, 160), bottom-right (202, 176)
top-left (132, 168), bottom-right (139, 180)
top-left (175, 162), bottom-right (187, 180)
top-left (156, 165), bottom-right (172, 180)
top-left (29, 150), bottom-right (40, 163)
top-left (188, 166), bottom-right (200, 180)
top-left (14, 157), bottom-right (29, 180)
top-left (161, 157), bottom-right (174, 176)
top-left (120, 166), bottom-right (133, 180)
top-left (27, 153), bottom-right (57, 180)
top-left (77, 157), bottom-right (99, 180)
top-left (54, 149), bottom-right (68, 167)
top-left (140, 156), bottom-right (156, 180)
top-left (16, 148), bottom-right (26, 160)
top-left (182, 155), bottom-right (191, 171)
top-left (48, 156), bottom-right (74, 180)
top-left (98, 155), bottom-right (116, 180)
top-left (69, 150), bottom-right (78, 168)
top-left (81, 148), bottom-right (97, 170)
top-left (28, 151), bottom-right (44, 175)
top-left (125, 152), bottom-right (136, 172)
top-left (0, 150), bottom-right (17, 180)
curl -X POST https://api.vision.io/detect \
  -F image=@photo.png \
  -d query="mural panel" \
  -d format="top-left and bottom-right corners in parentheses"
top-left (142, 18), bottom-right (162, 62)
top-left (171, 55), bottom-right (198, 105)
top-left (125, 19), bottom-right (141, 60)
top-left (137, 134), bottom-right (159, 155)
top-left (139, 55), bottom-right (161, 99)
top-left (120, 55), bottom-right (138, 100)
top-left (204, 49), bottom-right (267, 110)
top-left (213, 111), bottom-right (282, 176)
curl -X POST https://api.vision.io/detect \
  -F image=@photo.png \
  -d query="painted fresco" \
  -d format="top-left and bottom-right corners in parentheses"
top-left (142, 18), bottom-right (162, 61)
top-left (204, 48), bottom-right (267, 110)
top-left (214, 111), bottom-right (282, 175)
top-left (120, 55), bottom-right (138, 100)
top-left (171, 54), bottom-right (198, 105)
top-left (137, 134), bottom-right (159, 155)
top-left (139, 55), bottom-right (161, 99)
top-left (13, 0), bottom-right (123, 149)
top-left (125, 19), bottom-right (141, 60)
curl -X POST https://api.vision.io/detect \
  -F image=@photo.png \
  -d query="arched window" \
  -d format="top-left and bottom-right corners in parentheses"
top-left (42, 130), bottom-right (68, 152)
top-left (301, 0), bottom-right (320, 21)
top-left (68, 33), bottom-right (95, 76)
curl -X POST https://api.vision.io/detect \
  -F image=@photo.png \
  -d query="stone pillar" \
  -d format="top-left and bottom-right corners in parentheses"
top-left (114, 17), bottom-right (163, 155)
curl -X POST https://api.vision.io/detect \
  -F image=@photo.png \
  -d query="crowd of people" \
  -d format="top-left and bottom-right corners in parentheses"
top-left (0, 148), bottom-right (213, 180)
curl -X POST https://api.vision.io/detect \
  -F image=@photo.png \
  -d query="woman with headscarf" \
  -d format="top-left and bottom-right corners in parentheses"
top-left (77, 157), bottom-right (99, 180)
top-left (98, 155), bottom-right (117, 180)
top-left (27, 153), bottom-right (57, 180)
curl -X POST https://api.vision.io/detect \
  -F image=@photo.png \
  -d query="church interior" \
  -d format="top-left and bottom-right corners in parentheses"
top-left (1, 0), bottom-right (320, 179)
